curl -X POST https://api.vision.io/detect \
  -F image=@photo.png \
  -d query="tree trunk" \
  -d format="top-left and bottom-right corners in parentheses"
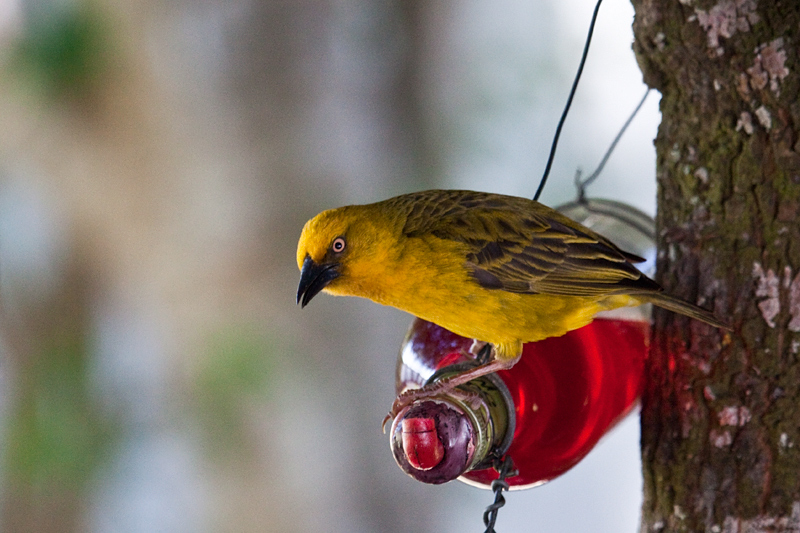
top-left (631, 0), bottom-right (800, 531)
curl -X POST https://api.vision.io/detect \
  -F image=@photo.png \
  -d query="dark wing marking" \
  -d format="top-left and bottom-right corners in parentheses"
top-left (384, 190), bottom-right (662, 297)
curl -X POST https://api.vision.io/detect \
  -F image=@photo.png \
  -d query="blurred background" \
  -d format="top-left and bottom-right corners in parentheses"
top-left (0, 0), bottom-right (659, 531)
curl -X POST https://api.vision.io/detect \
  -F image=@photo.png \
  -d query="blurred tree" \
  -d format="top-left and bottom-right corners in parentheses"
top-left (1, 251), bottom-right (114, 533)
top-left (632, 0), bottom-right (800, 530)
top-left (10, 1), bottom-right (108, 100)
top-left (1, 3), bottom-right (115, 532)
top-left (227, 2), bottom-right (447, 531)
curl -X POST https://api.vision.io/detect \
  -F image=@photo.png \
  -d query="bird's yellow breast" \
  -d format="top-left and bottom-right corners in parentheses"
top-left (325, 231), bottom-right (636, 360)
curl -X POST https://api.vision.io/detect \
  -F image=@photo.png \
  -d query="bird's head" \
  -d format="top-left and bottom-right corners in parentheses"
top-left (296, 204), bottom-right (392, 307)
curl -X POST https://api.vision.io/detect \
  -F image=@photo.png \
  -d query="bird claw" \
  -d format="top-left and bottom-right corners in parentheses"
top-left (381, 413), bottom-right (393, 434)
top-left (381, 354), bottom-right (514, 433)
top-left (382, 380), bottom-right (454, 433)
top-left (382, 388), bottom-right (420, 433)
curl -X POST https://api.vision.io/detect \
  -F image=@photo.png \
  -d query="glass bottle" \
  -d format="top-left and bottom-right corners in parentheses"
top-left (389, 199), bottom-right (654, 489)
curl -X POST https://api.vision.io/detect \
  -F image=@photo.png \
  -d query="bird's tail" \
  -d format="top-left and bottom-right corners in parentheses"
top-left (645, 293), bottom-right (731, 330)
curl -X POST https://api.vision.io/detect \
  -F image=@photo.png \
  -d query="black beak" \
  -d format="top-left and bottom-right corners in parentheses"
top-left (297, 255), bottom-right (341, 308)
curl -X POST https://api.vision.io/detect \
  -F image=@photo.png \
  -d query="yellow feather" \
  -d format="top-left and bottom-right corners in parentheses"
top-left (296, 190), bottom-right (729, 362)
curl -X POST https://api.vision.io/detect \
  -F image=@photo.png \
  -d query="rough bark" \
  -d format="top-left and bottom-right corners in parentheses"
top-left (631, 0), bottom-right (800, 531)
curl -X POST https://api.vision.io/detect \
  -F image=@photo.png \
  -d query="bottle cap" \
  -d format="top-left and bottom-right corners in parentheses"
top-left (390, 399), bottom-right (476, 484)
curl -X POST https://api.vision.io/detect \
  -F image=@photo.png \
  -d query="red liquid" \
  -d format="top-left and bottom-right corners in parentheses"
top-left (397, 317), bottom-right (649, 489)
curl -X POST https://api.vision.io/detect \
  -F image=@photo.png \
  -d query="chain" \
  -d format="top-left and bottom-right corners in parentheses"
top-left (482, 456), bottom-right (518, 532)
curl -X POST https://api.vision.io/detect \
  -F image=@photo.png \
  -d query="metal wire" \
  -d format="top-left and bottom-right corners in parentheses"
top-left (575, 88), bottom-right (651, 202)
top-left (482, 456), bottom-right (518, 532)
top-left (533, 0), bottom-right (603, 202)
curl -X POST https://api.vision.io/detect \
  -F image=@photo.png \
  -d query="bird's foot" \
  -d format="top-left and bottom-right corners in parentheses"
top-left (382, 378), bottom-right (457, 432)
top-left (382, 355), bottom-right (517, 432)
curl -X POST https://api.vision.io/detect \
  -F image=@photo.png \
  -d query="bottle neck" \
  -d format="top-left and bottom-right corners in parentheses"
top-left (423, 362), bottom-right (516, 472)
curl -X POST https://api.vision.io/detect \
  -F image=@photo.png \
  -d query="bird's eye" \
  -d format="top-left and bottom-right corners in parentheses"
top-left (331, 237), bottom-right (346, 253)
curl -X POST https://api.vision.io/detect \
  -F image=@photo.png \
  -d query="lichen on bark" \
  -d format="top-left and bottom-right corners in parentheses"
top-left (631, 0), bottom-right (800, 531)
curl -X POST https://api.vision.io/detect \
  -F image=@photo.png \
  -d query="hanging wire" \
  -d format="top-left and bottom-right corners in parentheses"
top-left (483, 456), bottom-right (518, 533)
top-left (575, 88), bottom-right (651, 202)
top-left (533, 0), bottom-right (603, 202)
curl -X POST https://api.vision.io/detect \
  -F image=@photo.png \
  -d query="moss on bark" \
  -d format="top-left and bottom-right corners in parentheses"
top-left (631, 0), bottom-right (800, 531)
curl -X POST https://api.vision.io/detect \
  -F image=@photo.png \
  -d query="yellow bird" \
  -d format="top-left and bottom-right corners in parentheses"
top-left (296, 190), bottom-right (729, 414)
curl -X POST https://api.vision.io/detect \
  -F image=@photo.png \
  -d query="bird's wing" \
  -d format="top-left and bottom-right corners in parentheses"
top-left (396, 190), bottom-right (660, 297)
